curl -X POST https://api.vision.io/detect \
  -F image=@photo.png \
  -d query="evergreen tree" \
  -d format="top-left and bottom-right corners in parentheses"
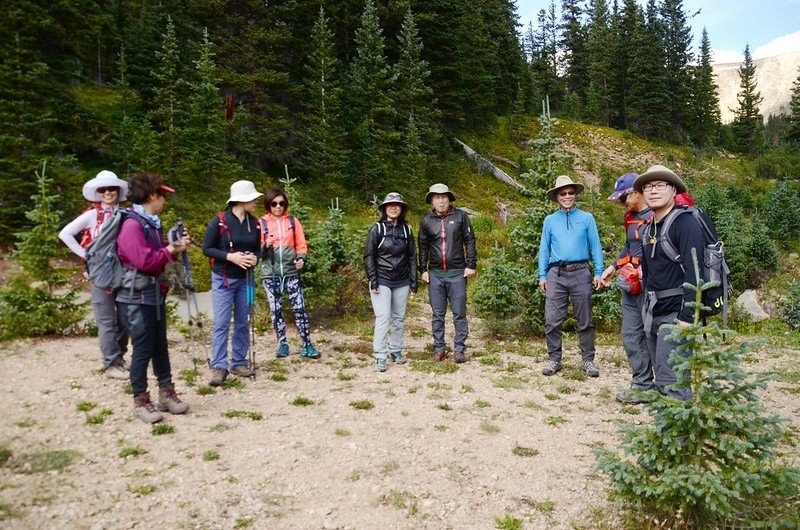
top-left (732, 44), bottom-right (764, 155)
top-left (611, 0), bottom-right (641, 128)
top-left (147, 16), bottom-right (183, 176)
top-left (585, 0), bottom-right (614, 125)
top-left (483, 0), bottom-right (528, 115)
top-left (660, 0), bottom-right (694, 139)
top-left (520, 99), bottom-right (571, 193)
top-left (530, 8), bottom-right (560, 112)
top-left (786, 66), bottom-right (800, 144)
top-left (560, 0), bottom-right (589, 103)
top-left (455, 5), bottom-right (499, 128)
top-left (689, 27), bottom-right (721, 147)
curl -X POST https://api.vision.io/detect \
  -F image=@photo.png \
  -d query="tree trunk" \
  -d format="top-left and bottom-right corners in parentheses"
top-left (452, 138), bottom-right (525, 191)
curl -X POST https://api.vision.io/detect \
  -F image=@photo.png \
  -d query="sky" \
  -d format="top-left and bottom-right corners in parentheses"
top-left (516, 0), bottom-right (800, 63)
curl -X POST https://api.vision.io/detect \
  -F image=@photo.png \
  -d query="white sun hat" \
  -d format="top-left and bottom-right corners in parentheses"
top-left (82, 170), bottom-right (129, 202)
top-left (227, 180), bottom-right (264, 203)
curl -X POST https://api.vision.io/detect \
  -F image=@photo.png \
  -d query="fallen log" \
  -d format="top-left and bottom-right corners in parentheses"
top-left (488, 154), bottom-right (519, 169)
top-left (453, 138), bottom-right (525, 191)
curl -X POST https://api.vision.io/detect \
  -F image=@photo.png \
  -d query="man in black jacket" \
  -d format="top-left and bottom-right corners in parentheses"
top-left (418, 183), bottom-right (477, 363)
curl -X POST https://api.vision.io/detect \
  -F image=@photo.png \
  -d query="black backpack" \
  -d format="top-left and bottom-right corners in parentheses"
top-left (645, 206), bottom-right (731, 324)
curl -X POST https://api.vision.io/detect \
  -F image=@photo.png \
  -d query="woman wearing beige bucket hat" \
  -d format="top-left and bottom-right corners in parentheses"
top-left (202, 180), bottom-right (264, 386)
top-left (59, 170), bottom-right (131, 380)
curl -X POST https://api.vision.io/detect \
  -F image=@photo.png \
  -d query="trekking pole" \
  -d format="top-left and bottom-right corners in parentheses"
top-left (245, 260), bottom-right (257, 380)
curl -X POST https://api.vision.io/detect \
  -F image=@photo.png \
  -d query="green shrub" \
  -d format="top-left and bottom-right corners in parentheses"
top-left (780, 281), bottom-right (800, 329)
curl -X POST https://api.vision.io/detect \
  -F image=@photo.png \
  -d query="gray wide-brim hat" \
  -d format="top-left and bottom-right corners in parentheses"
top-left (546, 175), bottom-right (585, 202)
top-left (82, 170), bottom-right (129, 202)
top-left (425, 183), bottom-right (456, 203)
top-left (379, 192), bottom-right (408, 211)
top-left (633, 165), bottom-right (687, 193)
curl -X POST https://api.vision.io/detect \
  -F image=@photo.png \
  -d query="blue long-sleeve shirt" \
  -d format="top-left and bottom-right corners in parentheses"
top-left (538, 206), bottom-right (604, 279)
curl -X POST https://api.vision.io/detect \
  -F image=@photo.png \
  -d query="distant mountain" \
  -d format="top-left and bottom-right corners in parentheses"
top-left (713, 50), bottom-right (800, 123)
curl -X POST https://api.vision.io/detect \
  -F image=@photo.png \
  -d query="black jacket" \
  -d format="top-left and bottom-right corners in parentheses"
top-left (364, 220), bottom-right (417, 292)
top-left (418, 207), bottom-right (477, 273)
top-left (202, 209), bottom-right (261, 280)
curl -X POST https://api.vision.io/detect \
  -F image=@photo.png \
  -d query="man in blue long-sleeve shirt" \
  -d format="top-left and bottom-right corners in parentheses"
top-left (538, 175), bottom-right (605, 377)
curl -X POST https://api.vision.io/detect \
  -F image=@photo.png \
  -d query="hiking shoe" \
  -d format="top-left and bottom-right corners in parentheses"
top-left (275, 342), bottom-right (290, 358)
top-left (454, 351), bottom-right (466, 364)
top-left (105, 364), bottom-right (129, 380)
top-left (390, 351), bottom-right (407, 364)
top-left (157, 383), bottom-right (189, 414)
top-left (230, 365), bottom-right (254, 378)
top-left (615, 387), bottom-right (655, 404)
top-left (300, 344), bottom-right (320, 359)
top-left (375, 358), bottom-right (388, 372)
top-left (434, 350), bottom-right (447, 362)
top-left (209, 368), bottom-right (227, 387)
top-left (583, 361), bottom-right (600, 377)
top-left (541, 360), bottom-right (562, 376)
top-left (133, 392), bottom-right (163, 424)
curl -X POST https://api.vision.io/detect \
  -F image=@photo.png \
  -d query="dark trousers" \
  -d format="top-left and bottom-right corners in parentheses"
top-left (122, 303), bottom-right (172, 396)
top-left (428, 274), bottom-right (468, 353)
top-left (544, 267), bottom-right (595, 363)
top-left (644, 310), bottom-right (691, 401)
top-left (620, 290), bottom-right (655, 390)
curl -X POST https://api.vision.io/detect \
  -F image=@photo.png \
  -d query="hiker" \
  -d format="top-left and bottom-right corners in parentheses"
top-left (116, 172), bottom-right (190, 423)
top-left (600, 173), bottom-right (656, 402)
top-left (59, 170), bottom-right (131, 380)
top-left (363, 192), bottom-right (418, 372)
top-left (634, 165), bottom-right (706, 401)
top-left (418, 183), bottom-right (477, 363)
top-left (202, 180), bottom-right (263, 386)
top-left (260, 188), bottom-right (320, 359)
top-left (538, 175), bottom-right (604, 378)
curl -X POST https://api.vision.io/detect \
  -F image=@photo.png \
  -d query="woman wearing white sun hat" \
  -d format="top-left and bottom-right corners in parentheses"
top-left (202, 180), bottom-right (263, 386)
top-left (59, 170), bottom-right (131, 379)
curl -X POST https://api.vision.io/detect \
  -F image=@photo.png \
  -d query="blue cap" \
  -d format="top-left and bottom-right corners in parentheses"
top-left (607, 173), bottom-right (638, 200)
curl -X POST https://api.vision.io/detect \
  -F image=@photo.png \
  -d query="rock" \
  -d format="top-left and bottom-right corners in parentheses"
top-left (735, 290), bottom-right (770, 321)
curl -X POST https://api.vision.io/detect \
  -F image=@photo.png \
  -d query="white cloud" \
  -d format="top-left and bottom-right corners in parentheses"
top-left (711, 48), bottom-right (744, 65)
top-left (753, 31), bottom-right (800, 59)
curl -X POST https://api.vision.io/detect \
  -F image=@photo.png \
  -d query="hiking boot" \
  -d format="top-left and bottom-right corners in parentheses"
top-left (299, 344), bottom-right (320, 359)
top-left (434, 350), bottom-right (447, 362)
top-left (157, 383), bottom-right (189, 414)
top-left (390, 351), bottom-right (407, 364)
top-left (209, 368), bottom-right (227, 387)
top-left (583, 361), bottom-right (600, 378)
top-left (454, 351), bottom-right (466, 364)
top-left (275, 342), bottom-right (290, 358)
top-left (541, 360), bottom-right (562, 376)
top-left (133, 392), bottom-right (163, 424)
top-left (615, 387), bottom-right (656, 404)
top-left (105, 363), bottom-right (129, 380)
top-left (230, 365), bottom-right (254, 378)
top-left (375, 358), bottom-right (388, 372)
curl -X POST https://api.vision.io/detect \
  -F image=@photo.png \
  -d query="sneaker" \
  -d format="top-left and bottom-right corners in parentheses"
top-left (209, 368), bottom-right (227, 387)
top-left (157, 383), bottom-right (189, 414)
top-left (133, 392), bottom-right (163, 424)
top-left (454, 351), bottom-right (466, 364)
top-left (615, 387), bottom-right (656, 404)
top-left (375, 358), bottom-right (388, 372)
top-left (275, 342), bottom-right (290, 358)
top-left (390, 351), bottom-right (407, 364)
top-left (541, 360), bottom-right (563, 376)
top-left (230, 365), bottom-right (254, 378)
top-left (300, 344), bottom-right (320, 359)
top-left (105, 364), bottom-right (129, 380)
top-left (583, 361), bottom-right (600, 378)
top-left (434, 350), bottom-right (447, 362)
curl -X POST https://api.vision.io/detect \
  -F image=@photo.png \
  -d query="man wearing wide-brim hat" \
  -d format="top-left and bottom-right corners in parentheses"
top-left (418, 183), bottom-right (477, 364)
top-left (633, 164), bottom-right (706, 401)
top-left (537, 175), bottom-right (604, 378)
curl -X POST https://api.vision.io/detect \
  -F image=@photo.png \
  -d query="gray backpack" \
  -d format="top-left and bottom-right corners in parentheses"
top-left (84, 209), bottom-right (148, 291)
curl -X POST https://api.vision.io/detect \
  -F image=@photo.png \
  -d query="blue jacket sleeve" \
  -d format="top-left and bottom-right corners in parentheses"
top-left (538, 217), bottom-right (551, 279)
top-left (588, 214), bottom-right (604, 278)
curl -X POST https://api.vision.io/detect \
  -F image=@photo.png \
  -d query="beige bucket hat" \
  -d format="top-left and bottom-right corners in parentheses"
top-left (546, 175), bottom-right (585, 202)
top-left (633, 165), bottom-right (687, 193)
top-left (425, 183), bottom-right (456, 203)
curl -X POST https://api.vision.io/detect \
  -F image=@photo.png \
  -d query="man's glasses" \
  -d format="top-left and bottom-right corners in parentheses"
top-left (270, 200), bottom-right (286, 207)
top-left (642, 182), bottom-right (670, 192)
top-left (97, 187), bottom-right (119, 194)
top-left (559, 190), bottom-right (576, 197)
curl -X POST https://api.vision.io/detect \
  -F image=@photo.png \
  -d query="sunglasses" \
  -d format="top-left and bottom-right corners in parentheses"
top-left (270, 200), bottom-right (286, 207)
top-left (97, 187), bottom-right (119, 194)
top-left (559, 190), bottom-right (576, 197)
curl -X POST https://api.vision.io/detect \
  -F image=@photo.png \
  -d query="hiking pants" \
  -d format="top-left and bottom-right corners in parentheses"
top-left (210, 272), bottom-right (250, 371)
top-left (370, 285), bottom-right (410, 360)
top-left (544, 267), bottom-right (595, 363)
top-left (428, 274), bottom-right (468, 353)
top-left (122, 303), bottom-right (172, 397)
top-left (620, 290), bottom-right (654, 390)
top-left (643, 309), bottom-right (691, 401)
top-left (263, 275), bottom-right (312, 347)
top-left (91, 283), bottom-right (129, 369)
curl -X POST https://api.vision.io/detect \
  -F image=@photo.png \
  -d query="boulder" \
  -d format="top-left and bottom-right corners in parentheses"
top-left (735, 290), bottom-right (770, 321)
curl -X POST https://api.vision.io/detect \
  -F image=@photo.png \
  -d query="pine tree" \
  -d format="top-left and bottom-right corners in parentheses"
top-left (560, 0), bottom-right (589, 103)
top-left (786, 66), bottom-right (800, 144)
top-left (660, 0), bottom-right (694, 139)
top-left (732, 44), bottom-right (764, 155)
top-left (585, 0), bottom-right (615, 125)
top-left (689, 28), bottom-right (721, 147)
top-left (612, 0), bottom-right (641, 128)
top-left (482, 0), bottom-right (528, 115)
top-left (520, 98), bottom-right (571, 193)
top-left (530, 8), bottom-right (560, 112)
top-left (147, 16), bottom-right (183, 176)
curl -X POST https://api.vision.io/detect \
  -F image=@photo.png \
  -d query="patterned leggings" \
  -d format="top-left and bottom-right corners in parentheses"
top-left (262, 275), bottom-right (311, 347)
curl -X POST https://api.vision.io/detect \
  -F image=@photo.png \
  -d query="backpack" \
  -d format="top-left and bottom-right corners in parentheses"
top-left (646, 206), bottom-right (731, 324)
top-left (84, 209), bottom-right (148, 291)
top-left (375, 221), bottom-right (411, 249)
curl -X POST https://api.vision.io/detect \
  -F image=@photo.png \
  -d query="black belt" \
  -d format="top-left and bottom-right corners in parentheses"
top-left (550, 261), bottom-right (589, 272)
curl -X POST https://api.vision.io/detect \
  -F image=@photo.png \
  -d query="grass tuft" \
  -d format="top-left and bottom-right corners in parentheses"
top-left (494, 513), bottom-right (524, 530)
top-left (119, 446), bottom-right (147, 458)
top-left (512, 444), bottom-right (540, 457)
top-left (151, 424), bottom-right (175, 436)
top-left (350, 399), bottom-right (375, 410)
top-left (203, 450), bottom-right (220, 461)
top-left (291, 396), bottom-right (315, 407)
top-left (75, 401), bottom-right (96, 412)
top-left (221, 410), bottom-right (263, 421)
top-left (409, 359), bottom-right (458, 374)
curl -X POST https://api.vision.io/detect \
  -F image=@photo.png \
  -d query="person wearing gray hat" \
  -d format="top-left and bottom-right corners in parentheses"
top-left (634, 165), bottom-right (704, 401)
top-left (538, 175), bottom-right (604, 378)
top-left (59, 170), bottom-right (131, 380)
top-left (364, 192), bottom-right (418, 372)
top-left (202, 180), bottom-right (264, 385)
top-left (418, 183), bottom-right (477, 363)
